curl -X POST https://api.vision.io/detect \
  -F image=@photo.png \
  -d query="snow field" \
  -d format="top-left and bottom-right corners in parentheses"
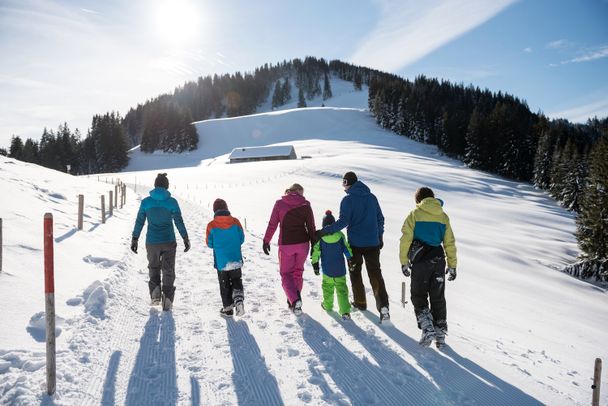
top-left (1, 102), bottom-right (607, 404)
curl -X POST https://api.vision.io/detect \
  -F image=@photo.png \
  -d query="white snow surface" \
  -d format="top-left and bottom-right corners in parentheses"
top-left (1, 88), bottom-right (608, 405)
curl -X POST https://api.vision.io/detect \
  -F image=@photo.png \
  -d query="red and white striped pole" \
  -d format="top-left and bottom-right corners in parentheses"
top-left (44, 213), bottom-right (56, 395)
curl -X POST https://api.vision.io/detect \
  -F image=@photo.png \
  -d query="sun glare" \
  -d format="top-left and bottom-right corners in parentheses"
top-left (153, 0), bottom-right (201, 46)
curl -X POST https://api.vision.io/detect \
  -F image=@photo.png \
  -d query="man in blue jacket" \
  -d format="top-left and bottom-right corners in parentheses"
top-left (318, 171), bottom-right (390, 322)
top-left (131, 173), bottom-right (190, 310)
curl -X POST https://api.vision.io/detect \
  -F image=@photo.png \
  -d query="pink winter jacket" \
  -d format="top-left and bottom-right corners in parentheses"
top-left (263, 192), bottom-right (316, 246)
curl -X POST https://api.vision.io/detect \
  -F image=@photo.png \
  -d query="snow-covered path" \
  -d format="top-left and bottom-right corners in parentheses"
top-left (48, 194), bottom-right (543, 406)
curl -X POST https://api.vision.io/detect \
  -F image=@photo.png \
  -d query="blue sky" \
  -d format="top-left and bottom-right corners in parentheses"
top-left (0, 0), bottom-right (607, 147)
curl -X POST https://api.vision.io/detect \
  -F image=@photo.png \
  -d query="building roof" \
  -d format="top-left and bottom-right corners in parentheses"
top-left (229, 145), bottom-right (296, 160)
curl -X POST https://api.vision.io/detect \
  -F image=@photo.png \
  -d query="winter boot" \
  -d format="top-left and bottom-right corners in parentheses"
top-left (162, 293), bottom-right (172, 311)
top-left (233, 289), bottom-right (245, 316)
top-left (220, 305), bottom-right (234, 317)
top-left (350, 301), bottom-right (366, 311)
top-left (150, 286), bottom-right (161, 305)
top-left (234, 301), bottom-right (245, 317)
top-left (341, 313), bottom-right (351, 321)
top-left (434, 320), bottom-right (448, 349)
top-left (379, 306), bottom-right (390, 324)
top-left (417, 308), bottom-right (436, 347)
top-left (293, 299), bottom-right (303, 316)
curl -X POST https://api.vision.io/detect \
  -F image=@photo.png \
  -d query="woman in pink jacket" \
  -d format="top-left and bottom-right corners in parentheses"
top-left (263, 183), bottom-right (316, 315)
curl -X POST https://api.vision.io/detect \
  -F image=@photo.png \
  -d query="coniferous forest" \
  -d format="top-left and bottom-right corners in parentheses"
top-left (3, 57), bottom-right (606, 273)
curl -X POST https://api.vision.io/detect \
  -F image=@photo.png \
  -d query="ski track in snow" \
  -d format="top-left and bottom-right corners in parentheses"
top-left (3, 191), bottom-right (544, 406)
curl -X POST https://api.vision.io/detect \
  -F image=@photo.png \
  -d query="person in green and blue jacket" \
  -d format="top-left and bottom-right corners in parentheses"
top-left (311, 210), bottom-right (353, 319)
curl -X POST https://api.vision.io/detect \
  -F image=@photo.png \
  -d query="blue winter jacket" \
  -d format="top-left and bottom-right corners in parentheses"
top-left (311, 231), bottom-right (352, 277)
top-left (206, 211), bottom-right (245, 271)
top-left (132, 188), bottom-right (188, 244)
top-left (323, 181), bottom-right (385, 247)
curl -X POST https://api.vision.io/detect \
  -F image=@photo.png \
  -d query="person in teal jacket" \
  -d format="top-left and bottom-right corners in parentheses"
top-left (131, 173), bottom-right (190, 310)
top-left (311, 210), bottom-right (353, 319)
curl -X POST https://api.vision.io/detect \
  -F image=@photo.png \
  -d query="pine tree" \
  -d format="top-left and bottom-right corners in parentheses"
top-left (8, 135), bottom-right (24, 160)
top-left (282, 78), bottom-right (292, 103)
top-left (297, 88), bottom-right (306, 108)
top-left (464, 109), bottom-right (485, 169)
top-left (576, 136), bottom-right (608, 259)
top-left (353, 72), bottom-right (362, 90)
top-left (323, 72), bottom-right (332, 100)
top-left (21, 138), bottom-right (39, 163)
top-left (271, 80), bottom-right (282, 109)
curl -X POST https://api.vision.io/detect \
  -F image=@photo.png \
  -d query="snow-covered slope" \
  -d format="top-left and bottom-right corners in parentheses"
top-left (1, 101), bottom-right (607, 404)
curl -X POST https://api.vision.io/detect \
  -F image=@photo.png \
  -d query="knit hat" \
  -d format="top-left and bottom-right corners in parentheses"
top-left (342, 171), bottom-right (357, 187)
top-left (213, 198), bottom-right (228, 213)
top-left (322, 210), bottom-right (336, 227)
top-left (154, 173), bottom-right (169, 189)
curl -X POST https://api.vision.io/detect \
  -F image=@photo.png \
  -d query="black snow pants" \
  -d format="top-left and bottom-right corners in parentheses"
top-left (410, 247), bottom-right (447, 330)
top-left (350, 246), bottom-right (389, 312)
top-left (217, 268), bottom-right (244, 309)
top-left (146, 241), bottom-right (177, 302)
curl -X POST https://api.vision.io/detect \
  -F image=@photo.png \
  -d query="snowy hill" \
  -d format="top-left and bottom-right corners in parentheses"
top-left (1, 101), bottom-right (607, 404)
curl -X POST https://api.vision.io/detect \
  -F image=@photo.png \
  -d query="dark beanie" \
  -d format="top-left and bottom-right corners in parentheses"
top-left (322, 210), bottom-right (336, 227)
top-left (213, 198), bottom-right (228, 213)
top-left (342, 171), bottom-right (358, 187)
top-left (154, 173), bottom-right (169, 189)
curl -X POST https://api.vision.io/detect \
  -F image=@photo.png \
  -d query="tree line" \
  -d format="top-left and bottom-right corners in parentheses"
top-left (5, 113), bottom-right (128, 174)
top-left (330, 59), bottom-right (606, 274)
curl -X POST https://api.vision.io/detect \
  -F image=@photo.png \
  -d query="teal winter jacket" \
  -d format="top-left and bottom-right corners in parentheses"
top-left (132, 188), bottom-right (188, 244)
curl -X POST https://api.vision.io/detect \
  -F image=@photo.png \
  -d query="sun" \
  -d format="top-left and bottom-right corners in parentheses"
top-left (153, 0), bottom-right (201, 46)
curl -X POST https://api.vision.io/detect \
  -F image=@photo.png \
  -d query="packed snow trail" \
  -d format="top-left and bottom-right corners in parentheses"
top-left (22, 189), bottom-right (541, 406)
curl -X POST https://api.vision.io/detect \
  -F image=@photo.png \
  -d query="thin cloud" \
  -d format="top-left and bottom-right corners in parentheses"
top-left (523, 47), bottom-right (533, 53)
top-left (546, 39), bottom-right (570, 49)
top-left (350, 0), bottom-right (518, 72)
top-left (548, 97), bottom-right (608, 123)
top-left (567, 45), bottom-right (608, 63)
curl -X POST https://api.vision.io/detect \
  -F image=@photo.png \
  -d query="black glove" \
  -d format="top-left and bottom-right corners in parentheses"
top-left (263, 241), bottom-right (271, 255)
top-left (378, 234), bottom-right (384, 250)
top-left (184, 238), bottom-right (191, 252)
top-left (312, 262), bottom-right (320, 275)
top-left (347, 259), bottom-right (356, 273)
top-left (446, 268), bottom-right (457, 281)
top-left (315, 229), bottom-right (326, 242)
top-left (130, 237), bottom-right (138, 254)
top-left (401, 264), bottom-right (411, 277)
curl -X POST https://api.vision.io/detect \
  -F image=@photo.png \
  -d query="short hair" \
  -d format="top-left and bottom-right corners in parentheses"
top-left (415, 187), bottom-right (434, 203)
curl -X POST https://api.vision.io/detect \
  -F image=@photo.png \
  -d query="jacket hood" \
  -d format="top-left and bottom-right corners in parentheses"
top-left (417, 197), bottom-right (444, 216)
top-left (149, 187), bottom-right (171, 200)
top-left (346, 181), bottom-right (370, 196)
top-left (281, 192), bottom-right (309, 207)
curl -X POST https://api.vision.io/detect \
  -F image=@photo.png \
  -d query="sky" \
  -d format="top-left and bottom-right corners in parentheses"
top-left (0, 0), bottom-right (607, 147)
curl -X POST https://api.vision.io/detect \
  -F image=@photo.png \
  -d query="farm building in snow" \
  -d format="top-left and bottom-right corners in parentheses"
top-left (228, 145), bottom-right (297, 163)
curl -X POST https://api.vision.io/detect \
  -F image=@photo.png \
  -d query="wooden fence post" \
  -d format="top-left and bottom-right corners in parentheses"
top-left (123, 184), bottom-right (127, 205)
top-left (43, 213), bottom-right (56, 395)
top-left (401, 281), bottom-right (407, 307)
top-left (114, 185), bottom-right (118, 208)
top-left (109, 191), bottom-right (113, 217)
top-left (77, 194), bottom-right (84, 230)
top-left (592, 358), bottom-right (602, 406)
top-left (101, 195), bottom-right (106, 224)
top-left (0, 218), bottom-right (3, 273)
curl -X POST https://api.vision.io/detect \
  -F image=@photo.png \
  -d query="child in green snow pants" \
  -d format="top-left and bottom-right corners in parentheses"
top-left (311, 210), bottom-right (352, 316)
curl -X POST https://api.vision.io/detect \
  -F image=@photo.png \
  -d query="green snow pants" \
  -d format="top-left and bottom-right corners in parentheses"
top-left (322, 274), bottom-right (351, 315)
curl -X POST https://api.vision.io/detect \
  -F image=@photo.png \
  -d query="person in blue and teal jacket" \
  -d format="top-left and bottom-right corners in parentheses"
top-left (311, 210), bottom-right (353, 319)
top-left (131, 173), bottom-right (190, 310)
top-left (399, 187), bottom-right (457, 348)
top-left (206, 198), bottom-right (246, 317)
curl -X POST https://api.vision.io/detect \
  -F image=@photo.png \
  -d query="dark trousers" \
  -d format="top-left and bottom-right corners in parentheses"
top-left (411, 255), bottom-right (447, 330)
top-left (217, 268), bottom-right (244, 309)
top-left (146, 242), bottom-right (177, 301)
top-left (350, 246), bottom-right (389, 312)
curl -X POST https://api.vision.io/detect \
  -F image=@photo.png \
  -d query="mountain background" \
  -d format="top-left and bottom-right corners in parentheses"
top-left (3, 57), bottom-right (607, 276)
